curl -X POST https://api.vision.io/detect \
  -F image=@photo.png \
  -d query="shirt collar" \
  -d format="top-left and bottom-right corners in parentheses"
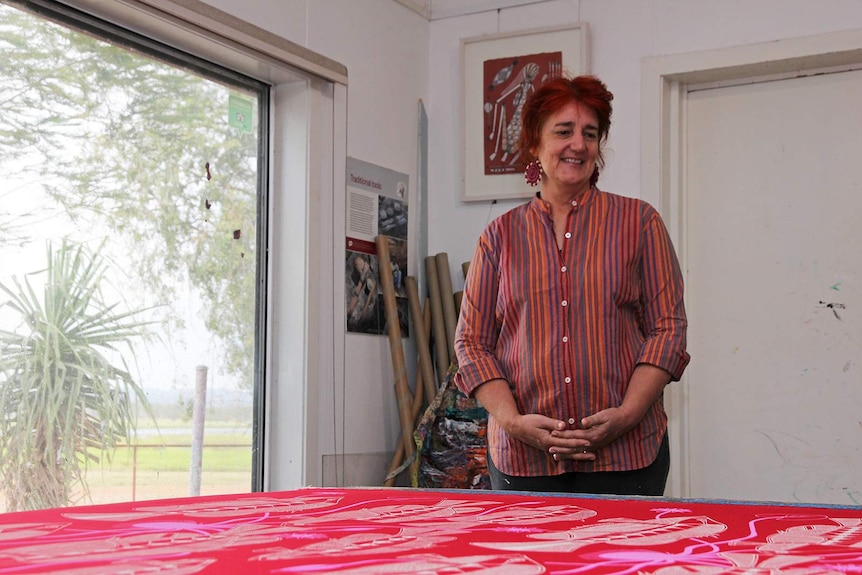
top-left (533, 186), bottom-right (598, 215)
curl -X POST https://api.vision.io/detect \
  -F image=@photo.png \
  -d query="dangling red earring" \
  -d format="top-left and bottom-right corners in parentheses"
top-left (590, 166), bottom-right (599, 188)
top-left (524, 159), bottom-right (542, 186)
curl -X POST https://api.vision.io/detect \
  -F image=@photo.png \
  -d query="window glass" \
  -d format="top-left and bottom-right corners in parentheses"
top-left (0, 2), bottom-right (264, 511)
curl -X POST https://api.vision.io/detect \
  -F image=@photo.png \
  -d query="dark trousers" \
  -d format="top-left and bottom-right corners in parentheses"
top-left (487, 433), bottom-right (670, 496)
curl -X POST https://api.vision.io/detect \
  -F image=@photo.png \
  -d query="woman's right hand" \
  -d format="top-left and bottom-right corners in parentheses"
top-left (509, 413), bottom-right (565, 450)
top-left (474, 380), bottom-right (594, 459)
top-left (513, 414), bottom-right (594, 459)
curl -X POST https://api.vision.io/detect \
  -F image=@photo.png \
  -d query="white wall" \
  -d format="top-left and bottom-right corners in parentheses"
top-left (196, 0), bottom-right (862, 488)
top-left (200, 0), bottom-right (429, 486)
top-left (428, 0), bottom-right (862, 282)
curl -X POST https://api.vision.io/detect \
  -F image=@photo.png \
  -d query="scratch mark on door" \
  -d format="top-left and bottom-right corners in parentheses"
top-left (818, 301), bottom-right (846, 320)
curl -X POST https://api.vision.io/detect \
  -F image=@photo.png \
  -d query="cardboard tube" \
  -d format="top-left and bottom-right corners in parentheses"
top-left (435, 252), bottom-right (458, 364)
top-left (424, 255), bottom-right (449, 380)
top-left (375, 235), bottom-right (415, 460)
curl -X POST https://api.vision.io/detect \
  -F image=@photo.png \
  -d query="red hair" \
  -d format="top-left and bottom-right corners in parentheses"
top-left (518, 75), bottom-right (614, 184)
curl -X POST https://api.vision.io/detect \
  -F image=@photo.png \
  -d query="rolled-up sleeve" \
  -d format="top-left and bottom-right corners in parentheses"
top-left (454, 229), bottom-right (508, 396)
top-left (636, 208), bottom-right (690, 381)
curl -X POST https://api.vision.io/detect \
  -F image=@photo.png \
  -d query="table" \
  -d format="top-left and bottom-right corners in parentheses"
top-left (0, 487), bottom-right (860, 573)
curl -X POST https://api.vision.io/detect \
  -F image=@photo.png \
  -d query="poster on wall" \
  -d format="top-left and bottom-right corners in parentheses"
top-left (461, 23), bottom-right (589, 202)
top-left (482, 52), bottom-right (562, 176)
top-left (345, 157), bottom-right (409, 336)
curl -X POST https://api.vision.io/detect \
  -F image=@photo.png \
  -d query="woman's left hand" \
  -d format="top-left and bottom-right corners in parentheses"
top-left (549, 406), bottom-right (633, 459)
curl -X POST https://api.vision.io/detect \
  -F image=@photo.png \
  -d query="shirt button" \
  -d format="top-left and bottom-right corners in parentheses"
top-left (564, 377), bottom-right (571, 383)
top-left (571, 200), bottom-right (578, 207)
top-left (565, 232), bottom-right (572, 239)
top-left (562, 336), bottom-right (568, 343)
top-left (568, 418), bottom-right (576, 425)
top-left (561, 265), bottom-right (567, 272)
top-left (561, 300), bottom-right (568, 307)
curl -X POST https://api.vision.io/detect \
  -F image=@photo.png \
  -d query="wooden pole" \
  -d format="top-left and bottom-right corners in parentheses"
top-left (383, 300), bottom-right (431, 487)
top-left (383, 391), bottom-right (425, 487)
top-left (435, 252), bottom-right (458, 364)
top-left (412, 299), bottom-right (433, 482)
top-left (407, 276), bottom-right (437, 405)
top-left (424, 255), bottom-right (450, 379)
top-left (422, 299), bottom-right (433, 397)
top-left (375, 235), bottom-right (415, 460)
top-left (383, 379), bottom-right (424, 487)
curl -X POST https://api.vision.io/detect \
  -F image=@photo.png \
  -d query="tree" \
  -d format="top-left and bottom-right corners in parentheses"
top-left (0, 240), bottom-right (155, 511)
top-left (0, 4), bottom-right (259, 387)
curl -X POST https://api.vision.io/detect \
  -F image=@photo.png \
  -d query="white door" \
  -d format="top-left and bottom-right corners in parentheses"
top-left (682, 69), bottom-right (862, 504)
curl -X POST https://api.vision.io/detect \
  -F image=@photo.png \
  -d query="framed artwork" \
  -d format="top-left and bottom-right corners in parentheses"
top-left (460, 23), bottom-right (590, 202)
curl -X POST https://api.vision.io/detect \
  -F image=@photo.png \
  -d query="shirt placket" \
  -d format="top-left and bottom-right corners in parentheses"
top-left (558, 198), bottom-right (580, 430)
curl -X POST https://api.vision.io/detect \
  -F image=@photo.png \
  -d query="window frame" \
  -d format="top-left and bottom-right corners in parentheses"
top-left (7, 0), bottom-right (347, 492)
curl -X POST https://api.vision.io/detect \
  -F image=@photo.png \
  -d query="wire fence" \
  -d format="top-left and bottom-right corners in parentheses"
top-left (122, 442), bottom-right (252, 501)
top-left (0, 441), bottom-right (253, 513)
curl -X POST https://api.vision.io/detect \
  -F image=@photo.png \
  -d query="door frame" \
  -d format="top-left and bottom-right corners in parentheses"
top-left (641, 28), bottom-right (862, 498)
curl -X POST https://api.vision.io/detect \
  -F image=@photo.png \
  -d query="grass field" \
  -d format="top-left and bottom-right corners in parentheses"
top-left (81, 470), bottom-right (252, 505)
top-left (0, 419), bottom-right (255, 512)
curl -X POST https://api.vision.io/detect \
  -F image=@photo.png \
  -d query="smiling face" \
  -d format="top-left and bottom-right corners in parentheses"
top-left (532, 100), bottom-right (599, 200)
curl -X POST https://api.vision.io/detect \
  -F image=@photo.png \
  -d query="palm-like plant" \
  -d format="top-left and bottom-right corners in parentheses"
top-left (0, 240), bottom-right (155, 511)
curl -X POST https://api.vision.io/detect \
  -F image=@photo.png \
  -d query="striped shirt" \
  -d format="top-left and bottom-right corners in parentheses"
top-left (454, 188), bottom-right (690, 476)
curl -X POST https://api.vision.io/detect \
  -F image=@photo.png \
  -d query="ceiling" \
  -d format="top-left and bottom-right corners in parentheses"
top-left (395, 0), bottom-right (549, 21)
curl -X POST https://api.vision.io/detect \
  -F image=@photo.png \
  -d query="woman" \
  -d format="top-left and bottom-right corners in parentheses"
top-left (454, 75), bottom-right (690, 496)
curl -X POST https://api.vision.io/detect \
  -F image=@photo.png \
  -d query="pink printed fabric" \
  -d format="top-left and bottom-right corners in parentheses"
top-left (455, 188), bottom-right (690, 476)
top-left (0, 487), bottom-right (860, 573)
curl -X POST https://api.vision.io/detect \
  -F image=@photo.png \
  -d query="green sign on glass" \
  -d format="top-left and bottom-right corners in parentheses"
top-left (229, 95), bottom-right (253, 133)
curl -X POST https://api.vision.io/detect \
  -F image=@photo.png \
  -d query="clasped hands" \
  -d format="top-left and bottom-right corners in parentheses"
top-left (512, 407), bottom-right (634, 461)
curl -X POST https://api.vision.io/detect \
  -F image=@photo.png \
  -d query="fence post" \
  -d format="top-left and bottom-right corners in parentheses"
top-left (132, 444), bottom-right (138, 501)
top-left (189, 365), bottom-right (208, 496)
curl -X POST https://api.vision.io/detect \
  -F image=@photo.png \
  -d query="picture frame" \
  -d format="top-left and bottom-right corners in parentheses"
top-left (460, 23), bottom-right (590, 202)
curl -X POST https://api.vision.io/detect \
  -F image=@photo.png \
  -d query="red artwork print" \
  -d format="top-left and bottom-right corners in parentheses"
top-left (483, 51), bottom-right (562, 175)
top-left (0, 488), bottom-right (860, 573)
